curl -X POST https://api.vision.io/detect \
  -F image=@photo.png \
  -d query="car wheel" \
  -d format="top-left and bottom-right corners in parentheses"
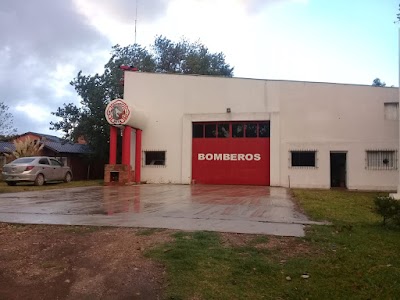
top-left (6, 181), bottom-right (16, 186)
top-left (34, 174), bottom-right (45, 186)
top-left (64, 172), bottom-right (72, 183)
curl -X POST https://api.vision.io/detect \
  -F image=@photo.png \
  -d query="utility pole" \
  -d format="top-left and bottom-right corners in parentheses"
top-left (134, 0), bottom-right (138, 44)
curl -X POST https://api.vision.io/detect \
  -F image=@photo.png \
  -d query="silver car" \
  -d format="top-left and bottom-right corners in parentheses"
top-left (2, 156), bottom-right (73, 186)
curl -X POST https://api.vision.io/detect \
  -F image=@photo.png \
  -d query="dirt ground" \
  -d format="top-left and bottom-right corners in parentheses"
top-left (0, 223), bottom-right (313, 300)
top-left (0, 223), bottom-right (173, 300)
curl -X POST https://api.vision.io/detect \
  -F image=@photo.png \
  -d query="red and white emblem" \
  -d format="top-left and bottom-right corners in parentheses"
top-left (105, 99), bottom-right (130, 125)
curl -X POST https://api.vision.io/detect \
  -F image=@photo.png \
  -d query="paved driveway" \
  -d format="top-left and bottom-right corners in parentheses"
top-left (0, 185), bottom-right (320, 237)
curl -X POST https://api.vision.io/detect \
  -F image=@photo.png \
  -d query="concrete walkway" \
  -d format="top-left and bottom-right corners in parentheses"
top-left (0, 185), bottom-right (322, 237)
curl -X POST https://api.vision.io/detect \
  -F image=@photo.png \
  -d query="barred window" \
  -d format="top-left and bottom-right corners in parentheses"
top-left (366, 150), bottom-right (398, 170)
top-left (290, 151), bottom-right (317, 167)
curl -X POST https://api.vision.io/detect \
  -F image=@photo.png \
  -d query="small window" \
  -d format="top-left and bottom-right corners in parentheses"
top-left (205, 124), bottom-right (216, 138)
top-left (232, 124), bottom-right (244, 138)
top-left (218, 124), bottom-right (230, 138)
top-left (384, 103), bottom-right (399, 120)
top-left (259, 122), bottom-right (270, 138)
top-left (13, 158), bottom-right (36, 164)
top-left (145, 151), bottom-right (166, 166)
top-left (38, 158), bottom-right (49, 165)
top-left (245, 123), bottom-right (257, 138)
top-left (56, 157), bottom-right (68, 166)
top-left (291, 151), bottom-right (316, 167)
top-left (366, 150), bottom-right (397, 170)
top-left (192, 124), bottom-right (204, 138)
top-left (50, 159), bottom-right (62, 166)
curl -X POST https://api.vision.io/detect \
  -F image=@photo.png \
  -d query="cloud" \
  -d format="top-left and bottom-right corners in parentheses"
top-left (0, 0), bottom-right (111, 135)
top-left (72, 0), bottom-right (171, 45)
top-left (238, 0), bottom-right (309, 14)
top-left (73, 0), bottom-right (169, 24)
top-left (0, 0), bottom-right (313, 136)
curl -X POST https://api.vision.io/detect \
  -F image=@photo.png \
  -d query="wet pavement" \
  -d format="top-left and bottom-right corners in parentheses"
top-left (0, 185), bottom-right (323, 237)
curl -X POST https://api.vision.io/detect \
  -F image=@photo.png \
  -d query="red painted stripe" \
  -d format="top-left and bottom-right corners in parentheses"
top-left (109, 126), bottom-right (118, 164)
top-left (192, 137), bottom-right (270, 186)
top-left (122, 126), bottom-right (131, 165)
top-left (135, 129), bottom-right (142, 183)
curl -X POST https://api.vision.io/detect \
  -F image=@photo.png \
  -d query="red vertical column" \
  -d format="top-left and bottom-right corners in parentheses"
top-left (122, 126), bottom-right (131, 165)
top-left (109, 126), bottom-right (118, 164)
top-left (135, 129), bottom-right (142, 183)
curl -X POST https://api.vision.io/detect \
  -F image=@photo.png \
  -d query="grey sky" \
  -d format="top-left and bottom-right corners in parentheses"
top-left (83, 0), bottom-right (169, 23)
top-left (1, 0), bottom-right (396, 136)
top-left (0, 0), bottom-right (110, 134)
top-left (0, 0), bottom-right (186, 135)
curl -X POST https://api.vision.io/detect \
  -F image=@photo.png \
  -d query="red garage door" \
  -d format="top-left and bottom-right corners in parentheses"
top-left (192, 121), bottom-right (270, 185)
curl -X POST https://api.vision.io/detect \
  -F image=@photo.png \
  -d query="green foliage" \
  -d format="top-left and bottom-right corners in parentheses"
top-left (0, 101), bottom-right (17, 136)
top-left (148, 231), bottom-right (281, 299)
top-left (0, 180), bottom-right (103, 193)
top-left (374, 196), bottom-right (400, 226)
top-left (148, 190), bottom-right (400, 299)
top-left (292, 189), bottom-right (383, 224)
top-left (50, 103), bottom-right (81, 141)
top-left (397, 4), bottom-right (400, 21)
top-left (372, 78), bottom-right (386, 87)
top-left (152, 36), bottom-right (233, 76)
top-left (50, 36), bottom-right (234, 162)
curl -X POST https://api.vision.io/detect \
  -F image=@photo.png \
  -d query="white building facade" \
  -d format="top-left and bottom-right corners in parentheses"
top-left (120, 72), bottom-right (398, 191)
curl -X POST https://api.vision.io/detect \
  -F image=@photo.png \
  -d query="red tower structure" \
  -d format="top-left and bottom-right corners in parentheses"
top-left (104, 66), bottom-right (143, 185)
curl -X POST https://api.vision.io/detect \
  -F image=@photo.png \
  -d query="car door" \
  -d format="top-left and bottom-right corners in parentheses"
top-left (49, 158), bottom-right (64, 181)
top-left (38, 157), bottom-right (52, 180)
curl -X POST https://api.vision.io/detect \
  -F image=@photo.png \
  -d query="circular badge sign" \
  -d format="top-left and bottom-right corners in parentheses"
top-left (105, 99), bottom-right (131, 125)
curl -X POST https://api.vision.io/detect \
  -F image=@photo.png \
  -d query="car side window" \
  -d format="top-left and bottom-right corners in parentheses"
top-left (50, 159), bottom-right (62, 166)
top-left (39, 158), bottom-right (49, 165)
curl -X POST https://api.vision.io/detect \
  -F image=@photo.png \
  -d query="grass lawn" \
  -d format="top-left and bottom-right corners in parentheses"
top-left (147, 189), bottom-right (400, 300)
top-left (0, 180), bottom-right (103, 193)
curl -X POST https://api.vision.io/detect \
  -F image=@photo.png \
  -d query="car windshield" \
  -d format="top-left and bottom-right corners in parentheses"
top-left (12, 158), bottom-right (36, 164)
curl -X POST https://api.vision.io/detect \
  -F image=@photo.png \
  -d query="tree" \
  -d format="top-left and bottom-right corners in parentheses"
top-left (152, 36), bottom-right (233, 76)
top-left (372, 78), bottom-right (386, 87)
top-left (0, 102), bottom-right (17, 137)
top-left (50, 36), bottom-right (234, 163)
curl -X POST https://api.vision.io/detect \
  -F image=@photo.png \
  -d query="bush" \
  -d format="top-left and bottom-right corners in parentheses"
top-left (374, 196), bottom-right (400, 226)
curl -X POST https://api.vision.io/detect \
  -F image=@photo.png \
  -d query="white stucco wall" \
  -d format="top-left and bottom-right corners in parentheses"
top-left (124, 72), bottom-right (398, 190)
top-left (124, 72), bottom-right (271, 184)
top-left (277, 81), bottom-right (398, 190)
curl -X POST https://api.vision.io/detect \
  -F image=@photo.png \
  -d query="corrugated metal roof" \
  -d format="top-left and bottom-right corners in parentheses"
top-left (0, 139), bottom-right (91, 155)
top-left (23, 132), bottom-right (63, 143)
top-left (0, 141), bottom-right (14, 153)
top-left (44, 141), bottom-right (92, 154)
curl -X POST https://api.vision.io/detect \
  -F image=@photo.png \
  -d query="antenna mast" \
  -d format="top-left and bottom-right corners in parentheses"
top-left (134, 0), bottom-right (138, 44)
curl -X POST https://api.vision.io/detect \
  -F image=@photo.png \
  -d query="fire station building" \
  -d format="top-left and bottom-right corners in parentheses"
top-left (105, 71), bottom-right (399, 191)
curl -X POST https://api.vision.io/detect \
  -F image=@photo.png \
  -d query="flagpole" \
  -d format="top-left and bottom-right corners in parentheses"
top-left (134, 0), bottom-right (138, 44)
